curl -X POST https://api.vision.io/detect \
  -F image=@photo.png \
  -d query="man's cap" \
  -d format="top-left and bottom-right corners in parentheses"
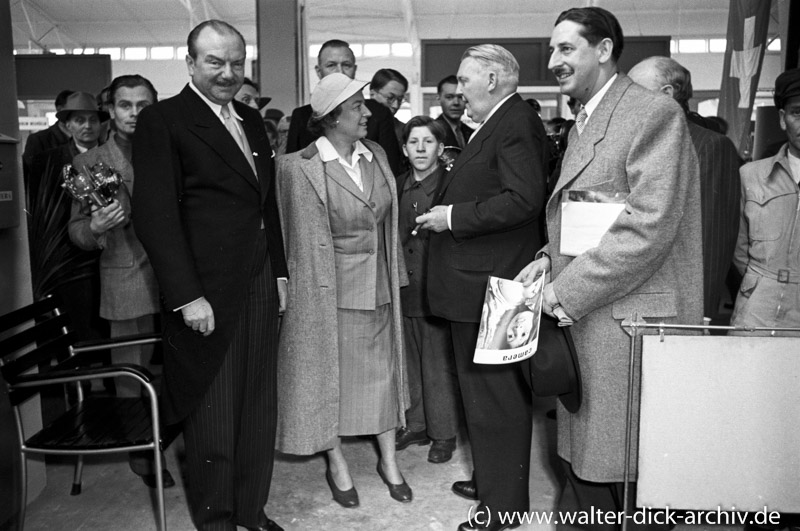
top-left (56, 91), bottom-right (110, 122)
top-left (774, 68), bottom-right (800, 109)
top-left (310, 73), bottom-right (368, 118)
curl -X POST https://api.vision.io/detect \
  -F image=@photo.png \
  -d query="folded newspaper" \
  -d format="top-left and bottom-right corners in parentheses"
top-left (560, 190), bottom-right (628, 257)
top-left (474, 275), bottom-right (545, 365)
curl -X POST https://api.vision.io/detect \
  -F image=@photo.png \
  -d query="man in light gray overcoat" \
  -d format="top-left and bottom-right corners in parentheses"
top-left (517, 7), bottom-right (703, 529)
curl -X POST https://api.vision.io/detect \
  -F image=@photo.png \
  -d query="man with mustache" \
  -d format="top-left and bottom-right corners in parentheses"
top-left (516, 7), bottom-right (702, 529)
top-left (132, 20), bottom-right (287, 531)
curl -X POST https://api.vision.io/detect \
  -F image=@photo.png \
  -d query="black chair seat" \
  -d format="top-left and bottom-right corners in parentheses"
top-left (1, 295), bottom-right (171, 529)
top-left (26, 397), bottom-right (157, 451)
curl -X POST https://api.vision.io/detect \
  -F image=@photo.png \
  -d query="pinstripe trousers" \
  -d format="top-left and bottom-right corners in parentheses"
top-left (182, 235), bottom-right (279, 531)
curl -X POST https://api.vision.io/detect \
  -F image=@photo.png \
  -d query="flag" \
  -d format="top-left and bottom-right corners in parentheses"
top-left (786, 0), bottom-right (799, 70)
top-left (718, 0), bottom-right (772, 157)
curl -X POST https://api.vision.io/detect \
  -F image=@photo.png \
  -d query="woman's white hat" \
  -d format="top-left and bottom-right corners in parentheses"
top-left (310, 73), bottom-right (368, 118)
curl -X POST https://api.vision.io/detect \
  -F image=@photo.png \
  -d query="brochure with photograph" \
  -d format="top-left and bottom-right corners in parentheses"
top-left (474, 275), bottom-right (545, 365)
top-left (560, 189), bottom-right (629, 257)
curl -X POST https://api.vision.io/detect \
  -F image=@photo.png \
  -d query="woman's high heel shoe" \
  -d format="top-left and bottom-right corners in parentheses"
top-left (325, 468), bottom-right (359, 508)
top-left (376, 462), bottom-right (412, 503)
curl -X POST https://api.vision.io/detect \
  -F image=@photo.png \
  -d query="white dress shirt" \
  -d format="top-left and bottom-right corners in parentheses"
top-left (316, 136), bottom-right (374, 192)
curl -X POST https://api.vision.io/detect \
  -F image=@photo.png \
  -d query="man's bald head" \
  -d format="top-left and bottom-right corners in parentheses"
top-left (628, 56), bottom-right (692, 110)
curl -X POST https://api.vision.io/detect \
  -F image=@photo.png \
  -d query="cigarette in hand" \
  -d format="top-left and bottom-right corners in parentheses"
top-left (411, 209), bottom-right (432, 236)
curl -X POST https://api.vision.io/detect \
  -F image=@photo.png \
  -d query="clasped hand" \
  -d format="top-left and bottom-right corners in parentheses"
top-left (89, 199), bottom-right (127, 235)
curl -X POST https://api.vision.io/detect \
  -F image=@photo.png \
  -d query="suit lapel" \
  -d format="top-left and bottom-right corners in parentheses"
top-left (298, 144), bottom-right (328, 206)
top-left (435, 93), bottom-right (522, 203)
top-left (238, 109), bottom-right (269, 203)
top-left (550, 75), bottom-right (632, 204)
top-left (360, 157), bottom-right (375, 200)
top-left (180, 86), bottom-right (260, 193)
top-left (363, 139), bottom-right (397, 204)
top-left (104, 139), bottom-right (134, 187)
top-left (325, 159), bottom-right (371, 206)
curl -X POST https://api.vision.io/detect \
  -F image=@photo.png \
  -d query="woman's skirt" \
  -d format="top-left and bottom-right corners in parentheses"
top-left (336, 303), bottom-right (400, 435)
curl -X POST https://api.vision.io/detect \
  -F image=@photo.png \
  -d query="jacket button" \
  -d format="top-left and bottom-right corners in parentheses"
top-left (369, 249), bottom-right (374, 255)
top-left (408, 248), bottom-right (414, 254)
top-left (370, 202), bottom-right (376, 208)
top-left (408, 270), bottom-right (413, 276)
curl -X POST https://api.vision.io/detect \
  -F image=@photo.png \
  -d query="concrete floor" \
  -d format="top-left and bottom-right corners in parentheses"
top-left (22, 394), bottom-right (742, 531)
top-left (23, 396), bottom-right (561, 531)
top-left (18, 290), bottom-right (753, 530)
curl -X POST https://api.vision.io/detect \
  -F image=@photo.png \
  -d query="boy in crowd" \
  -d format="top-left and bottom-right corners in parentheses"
top-left (395, 116), bottom-right (460, 464)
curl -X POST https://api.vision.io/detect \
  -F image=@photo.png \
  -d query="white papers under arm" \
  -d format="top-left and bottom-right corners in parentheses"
top-left (560, 190), bottom-right (628, 257)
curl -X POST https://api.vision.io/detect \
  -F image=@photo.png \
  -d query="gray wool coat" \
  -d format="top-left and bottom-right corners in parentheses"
top-left (545, 74), bottom-right (704, 483)
top-left (274, 139), bottom-right (409, 455)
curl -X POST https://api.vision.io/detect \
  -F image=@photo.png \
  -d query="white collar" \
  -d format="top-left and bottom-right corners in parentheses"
top-left (316, 136), bottom-right (373, 165)
top-left (470, 92), bottom-right (515, 139)
top-left (189, 81), bottom-right (244, 123)
top-left (479, 93), bottom-right (515, 125)
top-left (583, 73), bottom-right (617, 121)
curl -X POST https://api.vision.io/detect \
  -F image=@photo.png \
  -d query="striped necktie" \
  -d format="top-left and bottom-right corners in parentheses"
top-left (221, 103), bottom-right (257, 177)
top-left (575, 106), bottom-right (588, 135)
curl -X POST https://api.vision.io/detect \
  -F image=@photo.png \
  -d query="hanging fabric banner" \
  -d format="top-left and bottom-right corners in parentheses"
top-left (718, 0), bottom-right (772, 158)
top-left (786, 0), bottom-right (800, 70)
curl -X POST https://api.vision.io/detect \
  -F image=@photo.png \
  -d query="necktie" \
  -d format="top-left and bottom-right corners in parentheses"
top-left (575, 106), bottom-right (588, 135)
top-left (454, 124), bottom-right (466, 149)
top-left (221, 104), bottom-right (257, 177)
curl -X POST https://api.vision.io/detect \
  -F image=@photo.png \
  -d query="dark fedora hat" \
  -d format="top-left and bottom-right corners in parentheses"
top-left (55, 91), bottom-right (110, 122)
top-left (530, 314), bottom-right (582, 413)
top-left (263, 108), bottom-right (284, 122)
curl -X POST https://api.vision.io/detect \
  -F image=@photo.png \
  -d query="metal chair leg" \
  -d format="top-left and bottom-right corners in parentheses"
top-left (19, 451), bottom-right (28, 531)
top-left (154, 445), bottom-right (166, 531)
top-left (70, 455), bottom-right (84, 495)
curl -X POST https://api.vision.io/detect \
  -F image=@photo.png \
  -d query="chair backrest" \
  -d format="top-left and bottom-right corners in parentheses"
top-left (0, 295), bottom-right (75, 407)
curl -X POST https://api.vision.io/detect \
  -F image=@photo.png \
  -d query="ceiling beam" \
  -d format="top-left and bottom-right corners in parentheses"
top-left (12, 0), bottom-right (83, 51)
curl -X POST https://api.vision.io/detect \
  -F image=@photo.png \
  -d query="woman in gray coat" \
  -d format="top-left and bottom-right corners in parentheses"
top-left (275, 73), bottom-right (411, 508)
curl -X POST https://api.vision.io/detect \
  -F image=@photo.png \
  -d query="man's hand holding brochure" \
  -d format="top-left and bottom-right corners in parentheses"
top-left (474, 275), bottom-right (545, 364)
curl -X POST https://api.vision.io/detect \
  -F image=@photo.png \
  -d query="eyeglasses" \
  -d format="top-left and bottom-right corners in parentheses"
top-left (377, 90), bottom-right (405, 106)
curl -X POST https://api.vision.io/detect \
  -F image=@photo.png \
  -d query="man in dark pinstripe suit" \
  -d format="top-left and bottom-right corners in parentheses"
top-left (629, 56), bottom-right (742, 324)
top-left (133, 20), bottom-right (287, 531)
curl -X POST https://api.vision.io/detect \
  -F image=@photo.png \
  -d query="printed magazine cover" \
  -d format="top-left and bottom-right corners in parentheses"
top-left (474, 275), bottom-right (545, 365)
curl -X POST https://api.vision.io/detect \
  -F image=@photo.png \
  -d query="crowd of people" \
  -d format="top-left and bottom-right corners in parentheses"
top-left (20, 5), bottom-right (800, 531)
